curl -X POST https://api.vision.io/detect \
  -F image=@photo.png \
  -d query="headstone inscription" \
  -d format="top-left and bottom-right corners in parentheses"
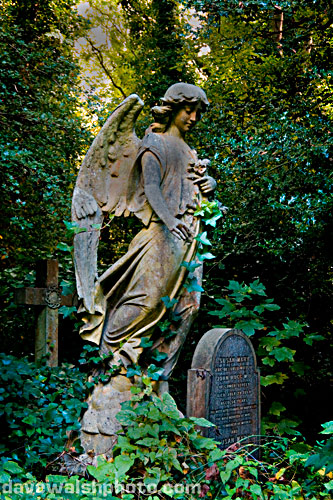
top-left (14, 259), bottom-right (75, 367)
top-left (187, 328), bottom-right (260, 449)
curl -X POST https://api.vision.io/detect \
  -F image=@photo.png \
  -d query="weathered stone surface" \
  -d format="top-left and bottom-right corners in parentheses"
top-left (187, 328), bottom-right (260, 449)
top-left (72, 84), bottom-right (217, 455)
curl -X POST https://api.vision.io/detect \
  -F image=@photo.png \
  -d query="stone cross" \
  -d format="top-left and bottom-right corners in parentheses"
top-left (187, 328), bottom-right (260, 451)
top-left (14, 259), bottom-right (74, 367)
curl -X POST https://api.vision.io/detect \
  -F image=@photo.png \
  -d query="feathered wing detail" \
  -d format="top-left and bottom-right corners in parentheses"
top-left (72, 94), bottom-right (144, 314)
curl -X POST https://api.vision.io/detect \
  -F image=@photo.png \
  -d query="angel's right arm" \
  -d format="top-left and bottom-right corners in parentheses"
top-left (141, 151), bottom-right (191, 241)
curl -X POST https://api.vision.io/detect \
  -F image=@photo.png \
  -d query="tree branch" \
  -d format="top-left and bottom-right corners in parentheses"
top-left (86, 38), bottom-right (127, 98)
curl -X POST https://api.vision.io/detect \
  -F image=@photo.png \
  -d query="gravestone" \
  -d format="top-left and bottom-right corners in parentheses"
top-left (187, 328), bottom-right (260, 449)
top-left (14, 259), bottom-right (75, 366)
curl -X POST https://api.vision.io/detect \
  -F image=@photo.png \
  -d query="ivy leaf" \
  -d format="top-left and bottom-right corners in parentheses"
top-left (63, 220), bottom-right (86, 235)
top-left (189, 417), bottom-right (216, 428)
top-left (140, 337), bottom-right (153, 348)
top-left (235, 319), bottom-right (265, 336)
top-left (304, 333), bottom-right (325, 346)
top-left (58, 306), bottom-right (76, 318)
top-left (56, 242), bottom-right (73, 252)
top-left (117, 435), bottom-right (138, 451)
top-left (184, 277), bottom-right (204, 293)
top-left (268, 402), bottom-right (286, 416)
top-left (291, 361), bottom-right (309, 375)
top-left (249, 280), bottom-right (267, 296)
top-left (197, 252), bottom-right (215, 261)
top-left (270, 347), bottom-right (296, 362)
top-left (195, 231), bottom-right (212, 246)
top-left (0, 471), bottom-right (11, 483)
top-left (261, 357), bottom-right (275, 367)
top-left (161, 296), bottom-right (178, 309)
top-left (264, 302), bottom-right (281, 311)
top-left (161, 392), bottom-right (180, 419)
top-left (160, 419), bottom-right (181, 435)
top-left (3, 461), bottom-right (23, 474)
top-left (147, 364), bottom-right (164, 381)
top-left (151, 350), bottom-right (168, 363)
top-left (116, 409), bottom-right (137, 425)
top-left (60, 280), bottom-right (75, 296)
top-left (126, 364), bottom-right (141, 378)
top-left (249, 484), bottom-right (264, 498)
top-left (181, 260), bottom-right (201, 272)
top-left (158, 319), bottom-right (171, 332)
top-left (204, 213), bottom-right (222, 227)
top-left (261, 372), bottom-right (288, 386)
top-left (136, 437), bottom-right (160, 447)
top-left (161, 483), bottom-right (175, 497)
top-left (192, 437), bottom-right (218, 450)
top-left (113, 454), bottom-right (135, 478)
top-left (321, 422), bottom-right (333, 435)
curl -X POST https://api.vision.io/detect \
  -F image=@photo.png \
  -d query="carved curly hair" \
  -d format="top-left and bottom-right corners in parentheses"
top-left (149, 82), bottom-right (209, 133)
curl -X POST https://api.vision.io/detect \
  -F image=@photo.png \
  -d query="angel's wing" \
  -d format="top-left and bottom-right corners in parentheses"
top-left (72, 94), bottom-right (144, 314)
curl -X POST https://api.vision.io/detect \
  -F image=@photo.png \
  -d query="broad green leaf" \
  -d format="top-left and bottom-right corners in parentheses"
top-left (147, 364), bottom-right (164, 380)
top-left (58, 306), bottom-right (77, 318)
top-left (113, 454), bottom-right (134, 477)
top-left (261, 372), bottom-right (288, 386)
top-left (140, 337), bottom-right (153, 348)
top-left (195, 231), bottom-right (212, 246)
top-left (126, 364), bottom-right (141, 378)
top-left (136, 437), bottom-right (160, 447)
top-left (321, 421), bottom-right (333, 435)
top-left (197, 252), bottom-right (215, 261)
top-left (270, 347), bottom-right (295, 362)
top-left (235, 319), bottom-right (265, 336)
top-left (151, 349), bottom-right (168, 362)
top-left (3, 461), bottom-right (23, 474)
top-left (161, 392), bottom-right (180, 419)
top-left (181, 260), bottom-right (201, 272)
top-left (56, 242), bottom-right (73, 252)
top-left (304, 333), bottom-right (325, 346)
top-left (161, 296), bottom-right (178, 309)
top-left (116, 409), bottom-right (137, 425)
top-left (0, 472), bottom-right (11, 483)
top-left (192, 437), bottom-right (217, 450)
top-left (268, 401), bottom-right (286, 416)
top-left (189, 417), bottom-right (216, 428)
top-left (184, 277), bottom-right (204, 293)
top-left (249, 483), bottom-right (264, 499)
top-left (160, 419), bottom-right (181, 435)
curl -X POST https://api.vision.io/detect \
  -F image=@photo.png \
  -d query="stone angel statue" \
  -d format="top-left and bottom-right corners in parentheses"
top-left (71, 83), bottom-right (217, 454)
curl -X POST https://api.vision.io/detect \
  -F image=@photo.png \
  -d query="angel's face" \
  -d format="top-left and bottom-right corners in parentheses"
top-left (172, 103), bottom-right (202, 136)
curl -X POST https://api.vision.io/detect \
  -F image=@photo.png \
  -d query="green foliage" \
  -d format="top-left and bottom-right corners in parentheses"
top-left (0, 0), bottom-right (92, 355)
top-left (208, 278), bottom-right (326, 435)
top-left (0, 354), bottom-right (88, 474)
top-left (86, 376), bottom-right (218, 489)
top-left (305, 422), bottom-right (333, 474)
top-left (182, 0), bottom-right (333, 439)
top-left (0, 368), bottom-right (332, 499)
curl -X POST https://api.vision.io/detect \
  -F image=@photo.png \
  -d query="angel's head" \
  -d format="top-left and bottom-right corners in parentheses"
top-left (150, 83), bottom-right (209, 134)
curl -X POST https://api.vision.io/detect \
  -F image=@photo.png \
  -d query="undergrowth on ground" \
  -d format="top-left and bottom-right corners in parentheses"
top-left (0, 363), bottom-right (332, 499)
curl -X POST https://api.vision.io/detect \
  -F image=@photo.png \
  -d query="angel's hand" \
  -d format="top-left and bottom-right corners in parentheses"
top-left (193, 175), bottom-right (217, 194)
top-left (166, 217), bottom-right (192, 241)
top-left (73, 188), bottom-right (98, 220)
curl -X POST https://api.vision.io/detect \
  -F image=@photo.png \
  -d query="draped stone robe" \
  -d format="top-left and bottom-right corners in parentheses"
top-left (79, 132), bottom-right (204, 453)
